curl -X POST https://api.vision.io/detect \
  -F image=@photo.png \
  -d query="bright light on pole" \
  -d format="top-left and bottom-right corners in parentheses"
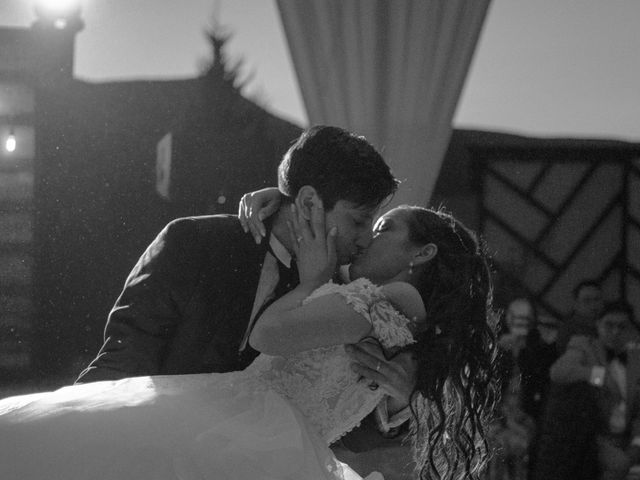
top-left (5, 133), bottom-right (17, 153)
top-left (33, 0), bottom-right (82, 24)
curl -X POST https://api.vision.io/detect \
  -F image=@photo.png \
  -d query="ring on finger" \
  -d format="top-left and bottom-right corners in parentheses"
top-left (296, 236), bottom-right (303, 243)
top-left (375, 361), bottom-right (381, 372)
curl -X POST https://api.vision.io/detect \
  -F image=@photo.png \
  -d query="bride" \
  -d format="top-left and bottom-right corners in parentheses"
top-left (0, 200), bottom-right (499, 480)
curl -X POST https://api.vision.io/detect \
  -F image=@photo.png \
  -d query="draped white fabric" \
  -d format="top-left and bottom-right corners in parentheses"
top-left (276, 0), bottom-right (491, 207)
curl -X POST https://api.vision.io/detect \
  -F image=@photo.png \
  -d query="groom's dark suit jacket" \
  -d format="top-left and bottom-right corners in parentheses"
top-left (77, 215), bottom-right (270, 382)
top-left (76, 214), bottom-right (409, 460)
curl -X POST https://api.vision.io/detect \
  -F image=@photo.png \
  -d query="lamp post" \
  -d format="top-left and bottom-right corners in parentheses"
top-left (33, 0), bottom-right (84, 31)
top-left (31, 0), bottom-right (84, 84)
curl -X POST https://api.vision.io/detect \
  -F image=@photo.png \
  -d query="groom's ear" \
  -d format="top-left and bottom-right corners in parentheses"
top-left (295, 185), bottom-right (320, 220)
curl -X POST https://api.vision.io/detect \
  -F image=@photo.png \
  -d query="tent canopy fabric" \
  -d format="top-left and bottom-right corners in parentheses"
top-left (277, 0), bottom-right (491, 208)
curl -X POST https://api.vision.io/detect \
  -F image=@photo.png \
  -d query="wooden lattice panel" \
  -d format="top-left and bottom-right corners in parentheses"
top-left (627, 160), bottom-right (640, 317)
top-left (480, 152), bottom-right (638, 320)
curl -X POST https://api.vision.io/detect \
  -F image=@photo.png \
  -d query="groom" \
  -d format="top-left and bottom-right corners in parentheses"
top-left (77, 126), bottom-right (415, 449)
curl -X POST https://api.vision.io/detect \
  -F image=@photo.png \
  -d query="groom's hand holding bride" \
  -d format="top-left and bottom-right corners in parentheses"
top-left (346, 340), bottom-right (416, 414)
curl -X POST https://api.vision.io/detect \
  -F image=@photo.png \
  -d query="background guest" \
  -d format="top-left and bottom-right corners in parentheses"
top-left (519, 313), bottom-right (560, 421)
top-left (556, 279), bottom-right (605, 354)
top-left (545, 302), bottom-right (640, 480)
top-left (489, 297), bottom-right (537, 480)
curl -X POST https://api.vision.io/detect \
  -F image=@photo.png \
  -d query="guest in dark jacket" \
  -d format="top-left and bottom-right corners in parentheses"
top-left (535, 302), bottom-right (640, 480)
top-left (519, 315), bottom-right (560, 420)
top-left (556, 279), bottom-right (604, 354)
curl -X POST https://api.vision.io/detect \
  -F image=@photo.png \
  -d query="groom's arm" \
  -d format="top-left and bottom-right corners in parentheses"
top-left (76, 218), bottom-right (203, 383)
top-left (333, 341), bottom-right (416, 452)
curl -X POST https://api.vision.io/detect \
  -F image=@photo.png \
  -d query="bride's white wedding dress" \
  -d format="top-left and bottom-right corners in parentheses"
top-left (0, 279), bottom-right (415, 480)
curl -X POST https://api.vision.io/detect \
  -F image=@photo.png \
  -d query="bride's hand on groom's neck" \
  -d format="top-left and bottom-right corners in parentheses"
top-left (238, 187), bottom-right (282, 244)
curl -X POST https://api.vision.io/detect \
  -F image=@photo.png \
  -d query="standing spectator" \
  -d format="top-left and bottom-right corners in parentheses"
top-left (520, 313), bottom-right (561, 478)
top-left (519, 313), bottom-right (560, 421)
top-left (498, 297), bottom-right (558, 420)
top-left (537, 315), bottom-right (560, 347)
top-left (556, 280), bottom-right (605, 353)
top-left (490, 298), bottom-right (537, 480)
top-left (499, 297), bottom-right (534, 360)
top-left (547, 302), bottom-right (640, 480)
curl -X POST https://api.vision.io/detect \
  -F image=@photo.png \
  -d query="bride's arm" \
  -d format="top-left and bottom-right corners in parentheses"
top-left (251, 197), bottom-right (354, 355)
top-left (249, 286), bottom-right (374, 356)
top-left (238, 187), bottom-right (281, 244)
top-left (249, 281), bottom-right (425, 356)
top-left (250, 198), bottom-right (425, 356)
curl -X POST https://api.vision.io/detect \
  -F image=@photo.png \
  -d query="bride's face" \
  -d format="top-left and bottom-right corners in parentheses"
top-left (348, 209), bottom-right (415, 284)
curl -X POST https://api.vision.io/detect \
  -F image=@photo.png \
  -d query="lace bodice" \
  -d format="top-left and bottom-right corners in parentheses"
top-left (246, 278), bottom-right (415, 444)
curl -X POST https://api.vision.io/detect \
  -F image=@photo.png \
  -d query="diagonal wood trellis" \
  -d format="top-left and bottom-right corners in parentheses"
top-left (473, 145), bottom-right (640, 321)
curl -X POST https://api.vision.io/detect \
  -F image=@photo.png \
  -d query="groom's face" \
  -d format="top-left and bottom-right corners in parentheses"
top-left (324, 200), bottom-right (378, 265)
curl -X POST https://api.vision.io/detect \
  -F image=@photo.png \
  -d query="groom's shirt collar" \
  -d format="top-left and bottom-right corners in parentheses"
top-left (269, 233), bottom-right (293, 268)
top-left (239, 233), bottom-right (293, 353)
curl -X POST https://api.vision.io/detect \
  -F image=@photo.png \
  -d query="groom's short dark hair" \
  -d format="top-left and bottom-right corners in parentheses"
top-left (277, 125), bottom-right (399, 210)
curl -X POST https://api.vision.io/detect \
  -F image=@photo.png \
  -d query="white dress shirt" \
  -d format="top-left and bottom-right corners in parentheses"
top-left (238, 234), bottom-right (292, 353)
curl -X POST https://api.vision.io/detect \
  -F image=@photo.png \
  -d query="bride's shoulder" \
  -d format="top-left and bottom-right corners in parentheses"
top-left (380, 282), bottom-right (426, 324)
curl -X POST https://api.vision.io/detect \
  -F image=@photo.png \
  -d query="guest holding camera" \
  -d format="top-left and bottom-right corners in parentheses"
top-left (550, 301), bottom-right (640, 480)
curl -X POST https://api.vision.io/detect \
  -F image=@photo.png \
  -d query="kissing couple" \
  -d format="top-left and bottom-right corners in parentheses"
top-left (0, 126), bottom-right (500, 480)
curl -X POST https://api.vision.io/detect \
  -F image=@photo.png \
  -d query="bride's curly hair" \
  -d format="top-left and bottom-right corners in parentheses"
top-left (398, 206), bottom-right (500, 480)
